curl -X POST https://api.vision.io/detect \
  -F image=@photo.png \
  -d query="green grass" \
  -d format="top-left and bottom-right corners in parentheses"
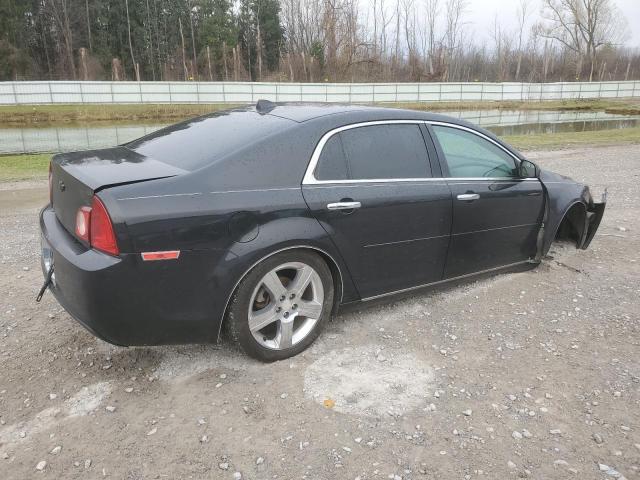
top-left (504, 126), bottom-right (640, 150)
top-left (1, 99), bottom-right (638, 126)
top-left (391, 98), bottom-right (640, 113)
top-left (0, 154), bottom-right (51, 181)
top-left (0, 103), bottom-right (236, 127)
top-left (2, 126), bottom-right (639, 181)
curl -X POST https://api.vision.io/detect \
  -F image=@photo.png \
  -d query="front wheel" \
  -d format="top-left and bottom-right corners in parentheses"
top-left (226, 250), bottom-right (334, 361)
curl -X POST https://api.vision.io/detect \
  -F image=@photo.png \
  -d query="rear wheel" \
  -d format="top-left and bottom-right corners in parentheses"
top-left (226, 250), bottom-right (334, 361)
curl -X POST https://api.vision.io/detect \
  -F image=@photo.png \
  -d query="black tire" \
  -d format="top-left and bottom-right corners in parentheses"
top-left (226, 249), bottom-right (334, 362)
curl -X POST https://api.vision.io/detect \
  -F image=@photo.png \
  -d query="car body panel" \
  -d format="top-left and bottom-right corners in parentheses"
top-left (40, 207), bottom-right (227, 345)
top-left (53, 146), bottom-right (186, 190)
top-left (302, 181), bottom-right (453, 298)
top-left (537, 169), bottom-right (605, 255)
top-left (443, 178), bottom-right (544, 277)
top-left (38, 103), bottom-right (605, 347)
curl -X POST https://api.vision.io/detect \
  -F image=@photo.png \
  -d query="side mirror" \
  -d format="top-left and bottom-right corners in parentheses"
top-left (519, 159), bottom-right (539, 178)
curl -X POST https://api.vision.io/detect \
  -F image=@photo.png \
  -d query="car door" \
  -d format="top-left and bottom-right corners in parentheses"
top-left (428, 123), bottom-right (545, 279)
top-left (302, 121), bottom-right (452, 299)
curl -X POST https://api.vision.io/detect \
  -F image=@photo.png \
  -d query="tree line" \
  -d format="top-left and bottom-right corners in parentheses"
top-left (0, 0), bottom-right (638, 83)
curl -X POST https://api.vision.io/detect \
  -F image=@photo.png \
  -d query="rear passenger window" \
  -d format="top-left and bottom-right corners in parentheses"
top-left (341, 124), bottom-right (431, 179)
top-left (315, 134), bottom-right (349, 180)
top-left (313, 124), bottom-right (431, 181)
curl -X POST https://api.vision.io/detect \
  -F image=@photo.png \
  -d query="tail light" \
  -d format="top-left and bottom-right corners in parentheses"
top-left (74, 196), bottom-right (119, 256)
top-left (48, 162), bottom-right (53, 205)
top-left (90, 196), bottom-right (119, 256)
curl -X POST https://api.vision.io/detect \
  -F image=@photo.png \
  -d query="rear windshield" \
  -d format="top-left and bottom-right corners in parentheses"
top-left (126, 109), bottom-right (292, 171)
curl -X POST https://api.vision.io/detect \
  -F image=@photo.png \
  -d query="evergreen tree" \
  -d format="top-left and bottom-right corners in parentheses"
top-left (198, 0), bottom-right (237, 79)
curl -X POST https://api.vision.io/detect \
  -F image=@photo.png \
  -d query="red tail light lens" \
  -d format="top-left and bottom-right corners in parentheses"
top-left (90, 196), bottom-right (119, 256)
top-left (74, 196), bottom-right (119, 256)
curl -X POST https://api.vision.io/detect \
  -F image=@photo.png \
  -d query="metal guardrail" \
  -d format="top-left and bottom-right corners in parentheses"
top-left (0, 80), bottom-right (638, 105)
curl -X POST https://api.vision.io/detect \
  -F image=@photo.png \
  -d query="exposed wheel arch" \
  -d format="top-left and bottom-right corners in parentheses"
top-left (553, 201), bottom-right (588, 248)
top-left (217, 245), bottom-right (344, 341)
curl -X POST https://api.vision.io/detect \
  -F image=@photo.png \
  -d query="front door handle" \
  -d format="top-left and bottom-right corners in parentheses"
top-left (457, 193), bottom-right (480, 201)
top-left (327, 201), bottom-right (362, 211)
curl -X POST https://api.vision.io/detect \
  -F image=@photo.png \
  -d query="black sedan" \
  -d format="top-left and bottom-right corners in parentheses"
top-left (39, 101), bottom-right (606, 361)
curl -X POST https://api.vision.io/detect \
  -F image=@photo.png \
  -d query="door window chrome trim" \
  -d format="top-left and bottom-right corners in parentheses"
top-left (302, 120), bottom-right (430, 185)
top-left (302, 119), bottom-right (528, 186)
top-left (304, 177), bottom-right (537, 186)
top-left (446, 179), bottom-right (537, 184)
top-left (426, 120), bottom-right (523, 166)
top-left (303, 181), bottom-right (449, 189)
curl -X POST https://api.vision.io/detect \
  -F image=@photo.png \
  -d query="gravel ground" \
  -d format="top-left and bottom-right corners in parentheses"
top-left (1, 144), bottom-right (639, 480)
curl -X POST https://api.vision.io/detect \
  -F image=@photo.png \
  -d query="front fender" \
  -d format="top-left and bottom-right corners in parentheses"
top-left (540, 169), bottom-right (606, 255)
top-left (581, 192), bottom-right (607, 249)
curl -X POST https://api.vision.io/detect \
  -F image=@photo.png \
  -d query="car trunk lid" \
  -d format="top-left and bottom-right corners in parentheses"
top-left (51, 146), bottom-right (186, 240)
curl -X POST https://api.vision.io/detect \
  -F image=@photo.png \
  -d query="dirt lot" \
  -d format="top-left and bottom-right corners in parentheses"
top-left (1, 144), bottom-right (639, 480)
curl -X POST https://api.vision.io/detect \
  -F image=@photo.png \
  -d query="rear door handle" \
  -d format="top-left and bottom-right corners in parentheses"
top-left (327, 201), bottom-right (362, 211)
top-left (456, 193), bottom-right (480, 201)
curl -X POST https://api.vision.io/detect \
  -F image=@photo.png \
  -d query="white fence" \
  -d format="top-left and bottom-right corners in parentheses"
top-left (0, 80), bottom-right (639, 105)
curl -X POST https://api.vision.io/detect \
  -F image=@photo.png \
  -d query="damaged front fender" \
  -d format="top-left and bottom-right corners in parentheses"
top-left (580, 189), bottom-right (607, 250)
top-left (538, 169), bottom-right (607, 256)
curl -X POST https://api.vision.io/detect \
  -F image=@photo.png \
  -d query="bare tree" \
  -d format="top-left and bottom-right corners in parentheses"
top-left (9, 0), bottom-right (640, 83)
top-left (402, 0), bottom-right (419, 79)
top-left (539, 0), bottom-right (628, 80)
top-left (187, 0), bottom-right (198, 80)
top-left (514, 0), bottom-right (530, 81)
top-left (323, 0), bottom-right (338, 80)
top-left (178, 17), bottom-right (188, 80)
top-left (492, 14), bottom-right (507, 81)
top-left (206, 45), bottom-right (214, 80)
top-left (393, 0), bottom-right (401, 76)
top-left (85, 0), bottom-right (92, 50)
top-left (48, 0), bottom-right (77, 79)
top-left (256, 2), bottom-right (263, 80)
top-left (223, 41), bottom-right (229, 80)
top-left (442, 0), bottom-right (467, 81)
top-left (424, 0), bottom-right (440, 77)
top-left (125, 0), bottom-right (140, 81)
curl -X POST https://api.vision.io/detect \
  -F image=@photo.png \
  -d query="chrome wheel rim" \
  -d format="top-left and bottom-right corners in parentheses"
top-left (248, 262), bottom-right (324, 350)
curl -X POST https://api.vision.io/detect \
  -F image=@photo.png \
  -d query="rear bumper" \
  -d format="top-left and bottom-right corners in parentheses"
top-left (39, 206), bottom-right (225, 346)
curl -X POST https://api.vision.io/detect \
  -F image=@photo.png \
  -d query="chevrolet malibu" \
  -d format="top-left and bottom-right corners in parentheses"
top-left (39, 102), bottom-right (606, 361)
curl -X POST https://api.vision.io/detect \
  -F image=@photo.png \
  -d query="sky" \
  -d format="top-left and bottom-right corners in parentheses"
top-left (464, 0), bottom-right (640, 48)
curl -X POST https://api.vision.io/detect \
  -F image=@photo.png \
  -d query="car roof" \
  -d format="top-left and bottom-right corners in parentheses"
top-left (255, 101), bottom-right (465, 125)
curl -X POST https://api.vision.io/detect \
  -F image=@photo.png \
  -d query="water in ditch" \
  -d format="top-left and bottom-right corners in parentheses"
top-left (1, 109), bottom-right (638, 155)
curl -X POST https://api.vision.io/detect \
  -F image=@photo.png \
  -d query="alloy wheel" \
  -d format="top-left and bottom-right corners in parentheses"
top-left (248, 261), bottom-right (324, 350)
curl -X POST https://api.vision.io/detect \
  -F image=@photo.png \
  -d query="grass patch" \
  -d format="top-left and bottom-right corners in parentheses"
top-left (0, 153), bottom-right (51, 181)
top-left (392, 98), bottom-right (640, 113)
top-left (0, 103), bottom-right (236, 127)
top-left (504, 126), bottom-right (640, 150)
top-left (1, 98), bottom-right (638, 127)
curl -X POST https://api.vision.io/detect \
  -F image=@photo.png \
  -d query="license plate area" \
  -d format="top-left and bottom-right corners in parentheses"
top-left (41, 234), bottom-right (56, 287)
